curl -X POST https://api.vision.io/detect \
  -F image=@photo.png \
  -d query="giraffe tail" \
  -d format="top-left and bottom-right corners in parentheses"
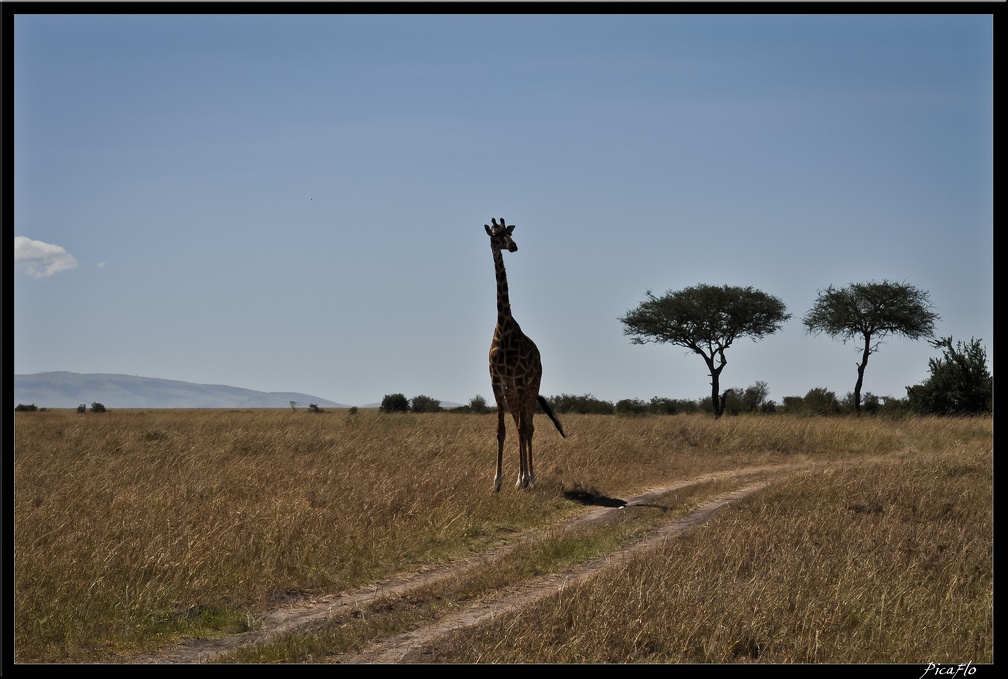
top-left (537, 395), bottom-right (566, 438)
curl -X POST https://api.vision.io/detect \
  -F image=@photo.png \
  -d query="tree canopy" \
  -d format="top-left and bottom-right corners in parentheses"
top-left (620, 284), bottom-right (790, 418)
top-left (803, 280), bottom-right (938, 413)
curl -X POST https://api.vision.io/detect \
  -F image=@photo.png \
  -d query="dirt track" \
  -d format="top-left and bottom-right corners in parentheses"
top-left (129, 462), bottom-right (812, 664)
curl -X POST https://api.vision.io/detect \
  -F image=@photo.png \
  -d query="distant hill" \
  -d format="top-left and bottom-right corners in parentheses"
top-left (13, 372), bottom-right (349, 409)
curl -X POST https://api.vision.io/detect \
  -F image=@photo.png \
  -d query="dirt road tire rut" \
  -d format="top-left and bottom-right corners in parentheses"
top-left (130, 463), bottom-right (810, 664)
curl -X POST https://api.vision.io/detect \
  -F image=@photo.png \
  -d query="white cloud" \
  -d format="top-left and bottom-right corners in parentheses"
top-left (14, 236), bottom-right (79, 278)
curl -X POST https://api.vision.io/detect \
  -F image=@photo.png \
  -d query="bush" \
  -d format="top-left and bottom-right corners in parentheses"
top-left (15, 404), bottom-right (39, 412)
top-left (410, 395), bottom-right (442, 413)
top-left (549, 394), bottom-right (615, 414)
top-left (691, 382), bottom-right (770, 416)
top-left (465, 395), bottom-right (493, 414)
top-left (861, 392), bottom-right (881, 414)
top-left (906, 336), bottom-right (992, 415)
top-left (91, 402), bottom-right (107, 413)
top-left (842, 391), bottom-right (881, 414)
top-left (77, 404), bottom-right (88, 413)
top-left (739, 381), bottom-right (770, 413)
top-left (380, 393), bottom-right (409, 413)
top-left (780, 389), bottom-right (840, 416)
top-left (802, 388), bottom-right (840, 416)
top-left (647, 397), bottom-right (679, 415)
top-left (661, 397), bottom-right (705, 415)
top-left (720, 390), bottom-right (743, 416)
top-left (615, 399), bottom-right (648, 416)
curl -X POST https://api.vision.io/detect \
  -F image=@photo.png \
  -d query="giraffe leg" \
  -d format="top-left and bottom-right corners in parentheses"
top-left (516, 439), bottom-right (529, 488)
top-left (514, 411), bottom-right (527, 489)
top-left (507, 398), bottom-right (525, 489)
top-left (494, 403), bottom-right (506, 493)
top-left (517, 436), bottom-right (529, 489)
top-left (492, 384), bottom-right (507, 493)
top-left (520, 400), bottom-right (536, 488)
top-left (526, 411), bottom-right (536, 488)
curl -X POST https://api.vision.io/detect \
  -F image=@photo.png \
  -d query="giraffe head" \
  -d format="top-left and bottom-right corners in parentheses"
top-left (484, 217), bottom-right (518, 253)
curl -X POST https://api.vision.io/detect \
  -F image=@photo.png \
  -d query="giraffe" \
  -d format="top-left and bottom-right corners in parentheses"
top-left (484, 217), bottom-right (565, 492)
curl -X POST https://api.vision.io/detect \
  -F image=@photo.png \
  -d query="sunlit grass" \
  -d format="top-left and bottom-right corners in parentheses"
top-left (424, 439), bottom-right (992, 663)
top-left (13, 409), bottom-right (991, 662)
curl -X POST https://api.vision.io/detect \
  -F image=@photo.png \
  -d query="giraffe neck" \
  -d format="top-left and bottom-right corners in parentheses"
top-left (491, 247), bottom-right (512, 325)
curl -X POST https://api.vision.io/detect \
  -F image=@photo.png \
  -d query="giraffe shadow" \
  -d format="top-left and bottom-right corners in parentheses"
top-left (563, 489), bottom-right (627, 508)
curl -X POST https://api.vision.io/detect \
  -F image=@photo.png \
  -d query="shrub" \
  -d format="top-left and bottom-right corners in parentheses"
top-left (380, 393), bottom-right (409, 413)
top-left (549, 394), bottom-right (615, 415)
top-left (906, 336), bottom-right (992, 415)
top-left (615, 399), bottom-right (648, 416)
top-left (720, 390), bottom-right (743, 416)
top-left (647, 397), bottom-right (679, 415)
top-left (842, 391), bottom-right (881, 414)
top-left (792, 388), bottom-right (840, 416)
top-left (739, 381), bottom-right (770, 412)
top-left (91, 402), bottom-right (107, 413)
top-left (875, 396), bottom-right (912, 419)
top-left (410, 395), bottom-right (442, 413)
top-left (467, 395), bottom-right (492, 414)
top-left (15, 404), bottom-right (39, 412)
top-left (661, 397), bottom-right (704, 415)
top-left (450, 395), bottom-right (493, 414)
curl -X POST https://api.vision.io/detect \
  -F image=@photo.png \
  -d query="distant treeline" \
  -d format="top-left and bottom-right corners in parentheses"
top-left (538, 388), bottom-right (900, 417)
top-left (17, 337), bottom-right (988, 417)
top-left (371, 383), bottom-right (979, 419)
top-left (380, 335), bottom-right (991, 418)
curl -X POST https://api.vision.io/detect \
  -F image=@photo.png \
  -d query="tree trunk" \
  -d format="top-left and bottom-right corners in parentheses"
top-left (854, 334), bottom-right (871, 415)
top-left (708, 361), bottom-right (724, 419)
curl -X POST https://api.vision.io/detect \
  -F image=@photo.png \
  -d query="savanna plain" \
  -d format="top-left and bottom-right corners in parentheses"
top-left (13, 408), bottom-right (992, 664)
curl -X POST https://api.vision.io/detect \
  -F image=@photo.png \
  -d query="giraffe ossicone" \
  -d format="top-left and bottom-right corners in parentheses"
top-left (485, 217), bottom-right (565, 492)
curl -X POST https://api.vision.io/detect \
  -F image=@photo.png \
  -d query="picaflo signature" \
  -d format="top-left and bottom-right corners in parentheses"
top-left (919, 663), bottom-right (976, 679)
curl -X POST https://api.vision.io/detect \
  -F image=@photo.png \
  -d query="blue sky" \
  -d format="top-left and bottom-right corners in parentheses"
top-left (13, 12), bottom-right (993, 407)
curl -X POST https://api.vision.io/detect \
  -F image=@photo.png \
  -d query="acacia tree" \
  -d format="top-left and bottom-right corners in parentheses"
top-left (620, 284), bottom-right (790, 418)
top-left (802, 280), bottom-right (939, 414)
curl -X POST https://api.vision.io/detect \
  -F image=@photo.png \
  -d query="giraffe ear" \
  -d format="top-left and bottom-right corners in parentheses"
top-left (506, 223), bottom-right (516, 234)
top-left (485, 224), bottom-right (493, 236)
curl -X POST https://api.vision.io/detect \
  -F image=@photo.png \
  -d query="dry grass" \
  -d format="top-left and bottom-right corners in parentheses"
top-left (428, 445), bottom-right (992, 663)
top-left (13, 409), bottom-right (992, 663)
